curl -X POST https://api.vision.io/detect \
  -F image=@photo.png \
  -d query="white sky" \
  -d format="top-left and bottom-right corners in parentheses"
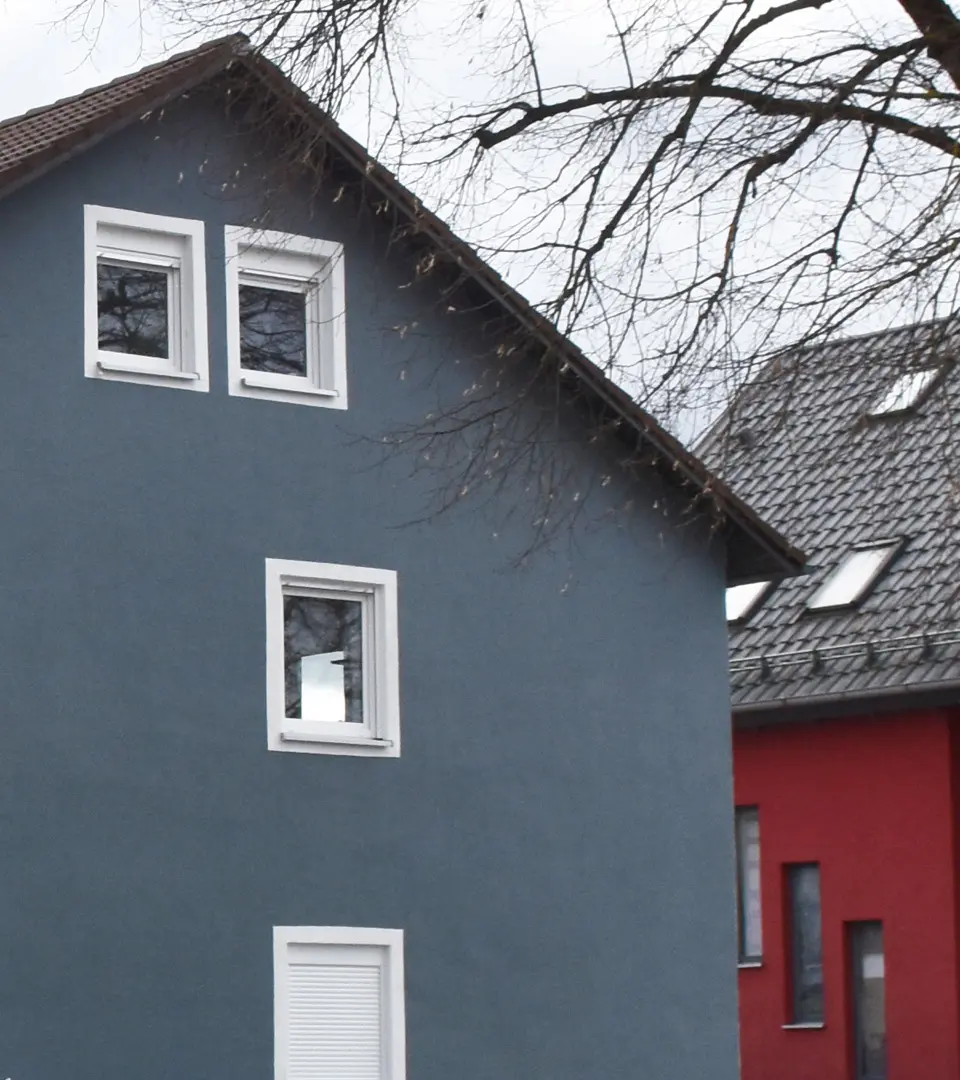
top-left (0, 1), bottom-right (174, 117)
top-left (0, 0), bottom-right (935, 439)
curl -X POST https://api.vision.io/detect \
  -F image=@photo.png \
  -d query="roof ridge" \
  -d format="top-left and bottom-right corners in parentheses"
top-left (0, 33), bottom-right (248, 136)
top-left (778, 312), bottom-right (959, 359)
top-left (696, 312), bottom-right (960, 460)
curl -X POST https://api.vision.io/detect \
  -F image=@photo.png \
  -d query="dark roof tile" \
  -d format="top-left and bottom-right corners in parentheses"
top-left (702, 319), bottom-right (960, 710)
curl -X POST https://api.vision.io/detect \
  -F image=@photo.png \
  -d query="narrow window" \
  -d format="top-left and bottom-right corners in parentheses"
top-left (870, 368), bottom-right (940, 416)
top-left (266, 559), bottom-right (400, 757)
top-left (850, 922), bottom-right (887, 1080)
top-left (807, 541), bottom-right (902, 611)
top-left (274, 927), bottom-right (405, 1080)
top-left (226, 226), bottom-right (347, 408)
top-left (84, 205), bottom-right (208, 390)
top-left (726, 581), bottom-right (771, 624)
top-left (735, 807), bottom-right (763, 962)
top-left (787, 863), bottom-right (824, 1025)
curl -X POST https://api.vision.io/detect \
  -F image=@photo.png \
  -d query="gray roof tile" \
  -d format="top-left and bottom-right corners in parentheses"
top-left (701, 320), bottom-right (960, 711)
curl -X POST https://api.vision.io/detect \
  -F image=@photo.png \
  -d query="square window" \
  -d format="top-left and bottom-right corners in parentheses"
top-left (84, 205), bottom-right (208, 390)
top-left (226, 227), bottom-right (347, 408)
top-left (273, 927), bottom-right (406, 1080)
top-left (266, 559), bottom-right (399, 756)
top-left (239, 284), bottom-right (308, 376)
top-left (97, 262), bottom-right (171, 358)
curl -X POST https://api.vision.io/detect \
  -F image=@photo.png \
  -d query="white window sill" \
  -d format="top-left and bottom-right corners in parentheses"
top-left (738, 960), bottom-right (764, 969)
top-left (782, 1022), bottom-right (825, 1031)
top-left (240, 373), bottom-right (339, 398)
top-left (280, 727), bottom-right (394, 749)
top-left (96, 358), bottom-right (201, 382)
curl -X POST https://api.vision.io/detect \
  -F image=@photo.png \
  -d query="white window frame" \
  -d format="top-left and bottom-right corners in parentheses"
top-left (274, 926), bottom-right (405, 1080)
top-left (266, 558), bottom-right (399, 757)
top-left (806, 539), bottom-right (903, 611)
top-left (870, 367), bottom-right (941, 416)
top-left (735, 806), bottom-right (763, 965)
top-left (84, 205), bottom-right (208, 391)
top-left (726, 580), bottom-right (772, 624)
top-left (225, 226), bottom-right (347, 408)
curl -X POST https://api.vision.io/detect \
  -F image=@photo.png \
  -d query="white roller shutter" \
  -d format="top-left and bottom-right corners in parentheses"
top-left (275, 929), bottom-right (405, 1080)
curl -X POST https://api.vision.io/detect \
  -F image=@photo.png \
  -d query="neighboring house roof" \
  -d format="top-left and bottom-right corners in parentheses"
top-left (699, 318), bottom-right (960, 717)
top-left (0, 34), bottom-right (803, 584)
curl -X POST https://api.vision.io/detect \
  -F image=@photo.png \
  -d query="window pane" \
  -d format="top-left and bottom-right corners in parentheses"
top-left (284, 595), bottom-right (363, 724)
top-left (852, 922), bottom-right (887, 1080)
top-left (807, 543), bottom-right (899, 610)
top-left (736, 808), bottom-right (762, 960)
top-left (239, 284), bottom-right (308, 376)
top-left (789, 864), bottom-right (824, 1023)
top-left (97, 262), bottom-right (169, 358)
top-left (726, 581), bottom-right (770, 623)
top-left (871, 368), bottom-right (939, 415)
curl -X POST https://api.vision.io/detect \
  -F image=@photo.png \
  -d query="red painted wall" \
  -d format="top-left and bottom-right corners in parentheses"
top-left (735, 709), bottom-right (960, 1080)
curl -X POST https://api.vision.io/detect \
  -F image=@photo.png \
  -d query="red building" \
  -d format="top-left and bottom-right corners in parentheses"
top-left (735, 711), bottom-right (960, 1080)
top-left (702, 321), bottom-right (960, 1080)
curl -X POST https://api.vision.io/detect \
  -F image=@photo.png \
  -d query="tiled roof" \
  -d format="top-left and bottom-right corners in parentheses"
top-left (699, 319), bottom-right (960, 714)
top-left (0, 35), bottom-right (243, 194)
top-left (0, 36), bottom-right (804, 583)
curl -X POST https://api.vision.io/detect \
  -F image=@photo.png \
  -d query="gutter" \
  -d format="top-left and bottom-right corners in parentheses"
top-left (733, 677), bottom-right (960, 726)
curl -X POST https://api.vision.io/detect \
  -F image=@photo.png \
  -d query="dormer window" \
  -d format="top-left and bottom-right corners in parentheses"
top-left (806, 540), bottom-right (902, 611)
top-left (869, 368), bottom-right (940, 416)
top-left (726, 581), bottom-right (772, 624)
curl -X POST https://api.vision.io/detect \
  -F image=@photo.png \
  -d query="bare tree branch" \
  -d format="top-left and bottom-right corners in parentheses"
top-left (58, 0), bottom-right (960, 545)
top-left (899, 0), bottom-right (960, 90)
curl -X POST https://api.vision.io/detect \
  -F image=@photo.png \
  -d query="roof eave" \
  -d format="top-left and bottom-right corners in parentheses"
top-left (0, 39), bottom-right (246, 206)
top-left (733, 677), bottom-right (960, 724)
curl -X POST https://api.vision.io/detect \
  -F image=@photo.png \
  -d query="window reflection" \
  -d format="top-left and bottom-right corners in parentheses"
top-left (788, 863), bottom-right (824, 1023)
top-left (852, 922), bottom-right (887, 1080)
top-left (735, 808), bottom-right (763, 960)
top-left (284, 595), bottom-right (363, 724)
top-left (97, 262), bottom-right (170, 358)
top-left (239, 284), bottom-right (308, 376)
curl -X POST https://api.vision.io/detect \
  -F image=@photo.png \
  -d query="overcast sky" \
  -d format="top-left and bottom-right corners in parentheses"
top-left (0, 1), bottom-right (170, 117)
top-left (0, 0), bottom-right (923, 439)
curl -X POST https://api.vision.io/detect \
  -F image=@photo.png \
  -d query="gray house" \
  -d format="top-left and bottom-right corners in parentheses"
top-left (0, 37), bottom-right (800, 1080)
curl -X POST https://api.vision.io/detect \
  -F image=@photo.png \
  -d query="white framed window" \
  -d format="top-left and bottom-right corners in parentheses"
top-left (870, 367), bottom-right (941, 416)
top-left (274, 926), bottom-right (405, 1080)
top-left (266, 558), bottom-right (399, 757)
top-left (726, 580), bottom-right (772, 624)
top-left (735, 807), bottom-right (763, 964)
top-left (84, 205), bottom-right (208, 390)
top-left (225, 226), bottom-right (347, 408)
top-left (807, 540), bottom-right (902, 611)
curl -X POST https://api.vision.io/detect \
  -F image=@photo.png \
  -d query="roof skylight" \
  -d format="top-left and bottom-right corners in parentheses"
top-left (726, 581), bottom-right (771, 623)
top-left (870, 368), bottom-right (940, 416)
top-left (806, 541), bottom-right (902, 611)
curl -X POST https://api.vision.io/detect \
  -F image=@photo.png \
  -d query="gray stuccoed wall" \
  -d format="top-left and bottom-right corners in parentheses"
top-left (0, 90), bottom-right (738, 1080)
